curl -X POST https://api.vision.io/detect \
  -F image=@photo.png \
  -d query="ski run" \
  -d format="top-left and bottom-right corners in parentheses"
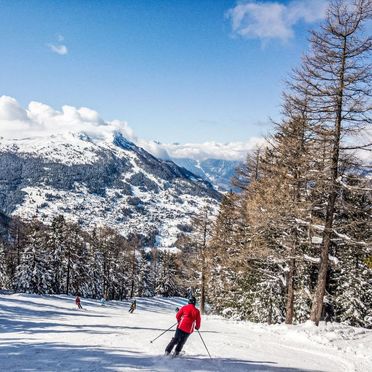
top-left (0, 293), bottom-right (371, 372)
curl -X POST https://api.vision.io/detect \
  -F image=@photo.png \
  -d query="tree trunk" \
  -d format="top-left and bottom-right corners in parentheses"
top-left (103, 253), bottom-right (107, 299)
top-left (66, 248), bottom-right (71, 295)
top-left (310, 36), bottom-right (346, 325)
top-left (16, 225), bottom-right (21, 266)
top-left (200, 210), bottom-right (208, 314)
top-left (200, 255), bottom-right (206, 314)
top-left (268, 291), bottom-right (273, 325)
top-left (285, 257), bottom-right (296, 324)
top-left (130, 244), bottom-right (136, 298)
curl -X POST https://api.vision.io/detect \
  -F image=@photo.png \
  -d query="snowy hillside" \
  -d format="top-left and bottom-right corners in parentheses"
top-left (0, 131), bottom-right (220, 247)
top-left (171, 157), bottom-right (241, 191)
top-left (0, 293), bottom-right (371, 372)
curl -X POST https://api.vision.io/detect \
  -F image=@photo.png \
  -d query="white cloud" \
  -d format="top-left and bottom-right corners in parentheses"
top-left (0, 96), bottom-right (130, 141)
top-left (48, 43), bottom-right (68, 55)
top-left (227, 0), bottom-right (328, 42)
top-left (0, 96), bottom-right (263, 161)
top-left (0, 96), bottom-right (29, 122)
top-left (160, 139), bottom-right (265, 161)
top-left (47, 34), bottom-right (68, 55)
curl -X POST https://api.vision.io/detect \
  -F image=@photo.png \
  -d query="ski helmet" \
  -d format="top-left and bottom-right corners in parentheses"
top-left (188, 296), bottom-right (196, 305)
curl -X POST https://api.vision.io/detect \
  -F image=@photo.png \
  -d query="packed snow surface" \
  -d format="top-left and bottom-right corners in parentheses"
top-left (0, 293), bottom-right (371, 371)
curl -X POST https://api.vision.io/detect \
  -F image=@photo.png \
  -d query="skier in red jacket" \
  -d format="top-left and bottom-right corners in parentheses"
top-left (165, 296), bottom-right (201, 357)
top-left (75, 295), bottom-right (83, 309)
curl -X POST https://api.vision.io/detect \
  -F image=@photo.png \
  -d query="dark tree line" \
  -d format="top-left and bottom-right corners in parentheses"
top-left (0, 215), bottom-right (190, 300)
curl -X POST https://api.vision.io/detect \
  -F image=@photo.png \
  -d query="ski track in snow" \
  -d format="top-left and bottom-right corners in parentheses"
top-left (0, 294), bottom-right (371, 372)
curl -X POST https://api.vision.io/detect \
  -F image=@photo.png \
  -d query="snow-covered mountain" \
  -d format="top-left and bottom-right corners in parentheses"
top-left (171, 158), bottom-right (241, 191)
top-left (0, 131), bottom-right (220, 247)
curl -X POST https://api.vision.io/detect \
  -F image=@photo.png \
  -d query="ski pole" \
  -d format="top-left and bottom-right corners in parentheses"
top-left (150, 322), bottom-right (178, 344)
top-left (197, 329), bottom-right (212, 359)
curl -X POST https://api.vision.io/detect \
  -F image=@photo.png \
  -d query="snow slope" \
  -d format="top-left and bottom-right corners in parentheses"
top-left (0, 293), bottom-right (371, 371)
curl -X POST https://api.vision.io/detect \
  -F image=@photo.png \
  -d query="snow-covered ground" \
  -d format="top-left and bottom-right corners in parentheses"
top-left (0, 293), bottom-right (371, 371)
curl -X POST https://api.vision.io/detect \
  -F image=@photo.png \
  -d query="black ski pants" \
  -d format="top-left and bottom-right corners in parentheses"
top-left (165, 328), bottom-right (190, 355)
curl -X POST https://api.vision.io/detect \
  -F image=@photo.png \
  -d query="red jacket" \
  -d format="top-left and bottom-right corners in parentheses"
top-left (176, 304), bottom-right (201, 334)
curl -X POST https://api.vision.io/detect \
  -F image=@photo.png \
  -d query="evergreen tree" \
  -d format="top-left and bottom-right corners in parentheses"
top-left (62, 223), bottom-right (89, 296)
top-left (136, 250), bottom-right (154, 297)
top-left (49, 215), bottom-right (69, 293)
top-left (155, 251), bottom-right (180, 297)
top-left (208, 192), bottom-right (249, 315)
top-left (86, 229), bottom-right (105, 299)
top-left (14, 222), bottom-right (52, 294)
top-left (0, 239), bottom-right (10, 289)
top-left (7, 217), bottom-right (28, 283)
top-left (128, 234), bottom-right (140, 298)
top-left (331, 172), bottom-right (372, 327)
top-left (108, 231), bottom-right (132, 300)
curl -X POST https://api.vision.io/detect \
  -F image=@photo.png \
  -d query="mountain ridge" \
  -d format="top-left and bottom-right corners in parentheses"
top-left (0, 131), bottom-right (220, 247)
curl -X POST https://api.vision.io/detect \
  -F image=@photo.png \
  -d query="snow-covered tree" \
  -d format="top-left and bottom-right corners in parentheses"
top-left (14, 222), bottom-right (52, 294)
top-left (286, 0), bottom-right (372, 325)
top-left (155, 251), bottom-right (182, 297)
top-left (0, 239), bottom-right (10, 289)
top-left (49, 215), bottom-right (70, 293)
top-left (136, 250), bottom-right (154, 297)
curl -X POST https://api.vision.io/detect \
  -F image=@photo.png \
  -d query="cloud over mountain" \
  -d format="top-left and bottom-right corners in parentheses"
top-left (0, 96), bottom-right (132, 141)
top-left (0, 95), bottom-right (263, 161)
top-left (160, 139), bottom-right (265, 161)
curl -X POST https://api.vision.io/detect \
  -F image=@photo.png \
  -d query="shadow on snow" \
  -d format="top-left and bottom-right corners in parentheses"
top-left (0, 341), bottom-right (323, 372)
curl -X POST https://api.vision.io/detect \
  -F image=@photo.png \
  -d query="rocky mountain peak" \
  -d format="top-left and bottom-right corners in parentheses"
top-left (0, 131), bottom-right (220, 248)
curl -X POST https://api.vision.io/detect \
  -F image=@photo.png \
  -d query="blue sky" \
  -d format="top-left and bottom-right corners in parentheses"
top-left (0, 0), bottom-right (328, 144)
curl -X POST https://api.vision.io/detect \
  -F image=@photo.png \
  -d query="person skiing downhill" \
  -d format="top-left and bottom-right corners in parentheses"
top-left (165, 296), bottom-right (201, 357)
top-left (75, 295), bottom-right (83, 309)
top-left (129, 300), bottom-right (136, 313)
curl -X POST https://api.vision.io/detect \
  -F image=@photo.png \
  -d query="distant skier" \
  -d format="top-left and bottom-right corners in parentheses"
top-left (100, 297), bottom-right (106, 306)
top-left (129, 300), bottom-right (136, 313)
top-left (165, 296), bottom-right (201, 357)
top-left (75, 295), bottom-right (83, 309)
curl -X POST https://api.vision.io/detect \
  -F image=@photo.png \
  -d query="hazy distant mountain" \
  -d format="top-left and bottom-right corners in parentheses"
top-left (171, 158), bottom-right (241, 191)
